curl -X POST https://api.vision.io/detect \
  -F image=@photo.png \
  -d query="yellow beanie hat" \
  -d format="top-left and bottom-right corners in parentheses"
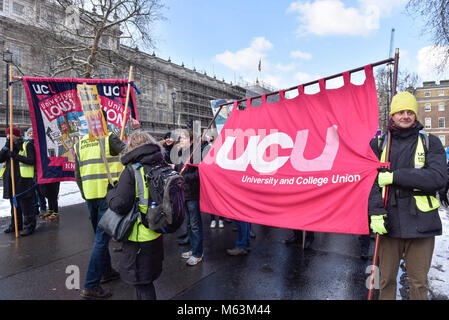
top-left (390, 92), bottom-right (418, 117)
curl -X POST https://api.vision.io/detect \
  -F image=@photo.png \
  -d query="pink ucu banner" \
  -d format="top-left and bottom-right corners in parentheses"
top-left (198, 65), bottom-right (381, 234)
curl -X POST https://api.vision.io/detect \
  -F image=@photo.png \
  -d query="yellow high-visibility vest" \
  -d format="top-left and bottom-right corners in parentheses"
top-left (74, 133), bottom-right (124, 199)
top-left (0, 141), bottom-right (34, 178)
top-left (379, 131), bottom-right (440, 212)
top-left (127, 164), bottom-right (160, 242)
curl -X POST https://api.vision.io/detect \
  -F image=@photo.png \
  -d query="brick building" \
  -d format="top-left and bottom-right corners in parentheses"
top-left (415, 80), bottom-right (449, 148)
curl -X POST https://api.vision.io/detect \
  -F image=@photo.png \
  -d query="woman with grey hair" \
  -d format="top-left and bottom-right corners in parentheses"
top-left (106, 131), bottom-right (164, 300)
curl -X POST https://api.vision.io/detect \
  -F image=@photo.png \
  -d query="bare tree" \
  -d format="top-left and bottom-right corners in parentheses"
top-left (43, 0), bottom-right (165, 78)
top-left (406, 0), bottom-right (449, 72)
top-left (375, 66), bottom-right (419, 132)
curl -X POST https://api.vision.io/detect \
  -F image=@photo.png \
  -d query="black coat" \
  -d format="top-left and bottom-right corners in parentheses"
top-left (106, 142), bottom-right (164, 286)
top-left (0, 138), bottom-right (36, 199)
top-left (174, 145), bottom-right (200, 201)
top-left (368, 122), bottom-right (447, 238)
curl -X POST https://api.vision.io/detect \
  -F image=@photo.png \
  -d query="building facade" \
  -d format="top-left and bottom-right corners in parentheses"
top-left (415, 80), bottom-right (449, 148)
top-left (0, 0), bottom-right (248, 138)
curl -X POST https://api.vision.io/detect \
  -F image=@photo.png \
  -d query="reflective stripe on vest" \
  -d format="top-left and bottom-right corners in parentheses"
top-left (74, 133), bottom-right (124, 199)
top-left (0, 142), bottom-right (34, 178)
top-left (127, 164), bottom-right (160, 242)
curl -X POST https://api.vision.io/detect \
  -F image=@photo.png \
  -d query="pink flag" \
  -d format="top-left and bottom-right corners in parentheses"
top-left (198, 65), bottom-right (381, 235)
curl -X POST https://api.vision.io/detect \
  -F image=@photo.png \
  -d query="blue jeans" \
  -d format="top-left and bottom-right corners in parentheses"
top-left (186, 200), bottom-right (203, 258)
top-left (83, 198), bottom-right (112, 290)
top-left (236, 221), bottom-right (250, 250)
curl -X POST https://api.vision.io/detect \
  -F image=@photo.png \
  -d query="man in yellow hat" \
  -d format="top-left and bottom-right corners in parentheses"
top-left (368, 91), bottom-right (447, 299)
top-left (368, 92), bottom-right (447, 300)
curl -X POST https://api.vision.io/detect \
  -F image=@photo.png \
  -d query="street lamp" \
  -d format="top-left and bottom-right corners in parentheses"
top-left (171, 91), bottom-right (177, 128)
top-left (3, 48), bottom-right (13, 129)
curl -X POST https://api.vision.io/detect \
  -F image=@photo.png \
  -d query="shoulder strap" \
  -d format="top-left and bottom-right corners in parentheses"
top-left (418, 130), bottom-right (429, 154)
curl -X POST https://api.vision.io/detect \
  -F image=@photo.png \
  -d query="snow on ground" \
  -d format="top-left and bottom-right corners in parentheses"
top-left (428, 208), bottom-right (449, 299)
top-left (0, 182), bottom-right (447, 299)
top-left (0, 181), bottom-right (84, 217)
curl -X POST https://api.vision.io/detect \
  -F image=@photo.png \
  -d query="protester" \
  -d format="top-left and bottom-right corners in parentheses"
top-left (171, 129), bottom-right (203, 266)
top-left (39, 182), bottom-right (61, 221)
top-left (25, 127), bottom-right (47, 217)
top-left (161, 131), bottom-right (175, 164)
top-left (438, 160), bottom-right (449, 207)
top-left (0, 127), bottom-right (37, 236)
top-left (75, 118), bottom-right (126, 300)
top-left (283, 229), bottom-right (315, 250)
top-left (227, 220), bottom-right (251, 255)
top-left (368, 91), bottom-right (447, 300)
top-left (106, 131), bottom-right (164, 300)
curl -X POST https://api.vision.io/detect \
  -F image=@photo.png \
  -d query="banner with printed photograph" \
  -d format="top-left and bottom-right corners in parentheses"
top-left (23, 77), bottom-right (137, 183)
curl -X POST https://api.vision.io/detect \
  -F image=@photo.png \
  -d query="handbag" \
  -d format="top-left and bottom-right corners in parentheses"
top-left (98, 201), bottom-right (139, 242)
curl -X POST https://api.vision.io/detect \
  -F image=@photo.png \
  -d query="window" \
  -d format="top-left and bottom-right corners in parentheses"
top-left (439, 117), bottom-right (445, 128)
top-left (12, 86), bottom-right (22, 106)
top-left (439, 102), bottom-right (445, 111)
top-left (98, 68), bottom-right (109, 79)
top-left (0, 0), bottom-right (3, 12)
top-left (439, 135), bottom-right (446, 147)
top-left (424, 103), bottom-right (431, 112)
top-left (438, 90), bottom-right (445, 96)
top-left (425, 117), bottom-right (431, 129)
top-left (424, 91), bottom-right (431, 97)
top-left (10, 45), bottom-right (22, 67)
top-left (12, 1), bottom-right (24, 15)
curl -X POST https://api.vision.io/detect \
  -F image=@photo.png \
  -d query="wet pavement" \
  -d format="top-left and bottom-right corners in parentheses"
top-left (0, 202), bottom-right (374, 300)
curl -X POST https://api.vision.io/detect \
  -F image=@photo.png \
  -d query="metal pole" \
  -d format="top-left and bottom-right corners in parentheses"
top-left (6, 62), bottom-right (9, 128)
top-left (217, 57), bottom-right (396, 109)
top-left (172, 96), bottom-right (176, 128)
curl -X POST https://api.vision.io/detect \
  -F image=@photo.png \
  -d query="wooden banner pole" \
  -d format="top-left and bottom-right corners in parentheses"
top-left (8, 64), bottom-right (19, 238)
top-left (120, 66), bottom-right (133, 141)
top-left (367, 49), bottom-right (399, 301)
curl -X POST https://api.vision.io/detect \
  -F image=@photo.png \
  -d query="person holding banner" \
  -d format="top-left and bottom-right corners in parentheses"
top-left (0, 127), bottom-right (37, 236)
top-left (75, 114), bottom-right (126, 300)
top-left (171, 130), bottom-right (203, 266)
top-left (25, 127), bottom-right (47, 217)
top-left (368, 92), bottom-right (447, 300)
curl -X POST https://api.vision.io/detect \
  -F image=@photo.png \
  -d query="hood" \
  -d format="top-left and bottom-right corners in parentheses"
top-left (120, 142), bottom-right (164, 166)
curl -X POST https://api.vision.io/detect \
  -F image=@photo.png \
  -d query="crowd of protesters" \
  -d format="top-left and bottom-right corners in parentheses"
top-left (1, 91), bottom-right (447, 301)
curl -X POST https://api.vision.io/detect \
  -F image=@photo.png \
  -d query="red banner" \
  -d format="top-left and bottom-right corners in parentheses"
top-left (199, 65), bottom-right (381, 234)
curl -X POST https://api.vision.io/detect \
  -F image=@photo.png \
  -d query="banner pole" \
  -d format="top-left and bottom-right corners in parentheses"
top-left (367, 49), bottom-right (399, 301)
top-left (120, 66), bottom-right (133, 141)
top-left (217, 57), bottom-right (396, 109)
top-left (8, 64), bottom-right (19, 238)
top-left (180, 104), bottom-right (224, 175)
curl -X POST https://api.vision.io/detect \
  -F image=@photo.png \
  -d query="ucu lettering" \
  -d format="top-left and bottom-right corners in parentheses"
top-left (215, 125), bottom-right (339, 173)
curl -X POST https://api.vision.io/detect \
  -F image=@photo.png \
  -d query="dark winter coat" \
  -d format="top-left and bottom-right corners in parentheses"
top-left (174, 145), bottom-right (200, 201)
top-left (368, 122), bottom-right (447, 238)
top-left (106, 142), bottom-right (164, 285)
top-left (0, 138), bottom-right (36, 199)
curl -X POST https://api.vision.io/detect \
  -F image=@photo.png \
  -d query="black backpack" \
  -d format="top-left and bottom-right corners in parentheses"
top-left (142, 165), bottom-right (185, 234)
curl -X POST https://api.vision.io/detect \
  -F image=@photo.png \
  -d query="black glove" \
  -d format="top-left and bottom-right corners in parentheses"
top-left (107, 180), bottom-right (117, 191)
top-left (439, 191), bottom-right (449, 207)
top-left (6, 150), bottom-right (17, 159)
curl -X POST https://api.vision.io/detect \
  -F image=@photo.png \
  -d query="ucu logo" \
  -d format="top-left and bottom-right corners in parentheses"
top-left (215, 125), bottom-right (339, 173)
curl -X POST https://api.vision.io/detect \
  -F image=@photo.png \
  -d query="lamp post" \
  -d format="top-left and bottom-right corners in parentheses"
top-left (171, 91), bottom-right (177, 128)
top-left (3, 48), bottom-right (13, 129)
